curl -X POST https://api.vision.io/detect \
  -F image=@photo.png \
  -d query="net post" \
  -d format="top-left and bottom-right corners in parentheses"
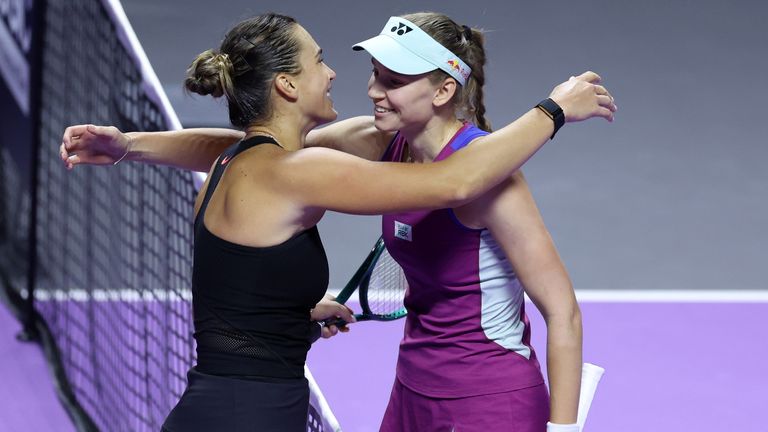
top-left (18, 0), bottom-right (48, 345)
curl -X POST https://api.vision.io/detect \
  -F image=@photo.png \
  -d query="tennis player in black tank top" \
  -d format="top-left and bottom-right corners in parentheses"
top-left (163, 136), bottom-right (328, 431)
top-left (62, 12), bottom-right (615, 432)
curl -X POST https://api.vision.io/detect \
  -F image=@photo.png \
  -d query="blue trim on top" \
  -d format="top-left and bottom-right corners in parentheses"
top-left (450, 124), bottom-right (489, 151)
top-left (447, 209), bottom-right (486, 232)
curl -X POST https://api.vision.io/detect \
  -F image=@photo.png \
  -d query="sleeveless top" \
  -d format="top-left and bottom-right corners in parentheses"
top-left (382, 124), bottom-right (545, 397)
top-left (192, 136), bottom-right (329, 379)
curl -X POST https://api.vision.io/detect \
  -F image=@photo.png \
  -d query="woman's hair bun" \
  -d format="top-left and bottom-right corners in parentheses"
top-left (184, 49), bottom-right (233, 98)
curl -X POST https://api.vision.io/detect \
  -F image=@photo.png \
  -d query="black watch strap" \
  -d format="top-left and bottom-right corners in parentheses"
top-left (535, 98), bottom-right (565, 139)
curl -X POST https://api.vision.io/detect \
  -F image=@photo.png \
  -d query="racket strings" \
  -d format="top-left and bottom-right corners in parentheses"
top-left (366, 249), bottom-right (408, 315)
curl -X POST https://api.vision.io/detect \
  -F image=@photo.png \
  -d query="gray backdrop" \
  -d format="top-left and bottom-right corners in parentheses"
top-left (121, 0), bottom-right (767, 291)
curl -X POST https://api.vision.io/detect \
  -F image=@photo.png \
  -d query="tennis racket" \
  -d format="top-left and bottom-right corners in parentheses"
top-left (311, 237), bottom-right (408, 342)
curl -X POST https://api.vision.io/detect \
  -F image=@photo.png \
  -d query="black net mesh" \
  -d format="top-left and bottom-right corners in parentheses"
top-left (0, 1), bottom-right (342, 430)
top-left (34, 0), bottom-right (195, 430)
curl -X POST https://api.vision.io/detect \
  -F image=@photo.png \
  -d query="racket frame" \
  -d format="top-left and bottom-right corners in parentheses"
top-left (330, 237), bottom-right (408, 324)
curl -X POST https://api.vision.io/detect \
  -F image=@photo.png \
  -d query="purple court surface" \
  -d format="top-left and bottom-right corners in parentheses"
top-left (0, 303), bottom-right (75, 432)
top-left (308, 299), bottom-right (768, 432)
top-left (2, 297), bottom-right (766, 431)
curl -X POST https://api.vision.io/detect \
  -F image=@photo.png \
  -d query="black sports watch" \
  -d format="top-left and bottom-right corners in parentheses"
top-left (535, 98), bottom-right (565, 139)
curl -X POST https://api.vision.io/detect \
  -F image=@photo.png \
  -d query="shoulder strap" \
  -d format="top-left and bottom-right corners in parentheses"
top-left (195, 135), bottom-right (280, 228)
top-left (449, 124), bottom-right (489, 152)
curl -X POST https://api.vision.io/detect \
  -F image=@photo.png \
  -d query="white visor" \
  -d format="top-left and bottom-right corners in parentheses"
top-left (352, 17), bottom-right (472, 86)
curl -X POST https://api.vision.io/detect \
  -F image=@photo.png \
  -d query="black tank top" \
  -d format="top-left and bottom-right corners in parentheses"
top-left (192, 136), bottom-right (329, 379)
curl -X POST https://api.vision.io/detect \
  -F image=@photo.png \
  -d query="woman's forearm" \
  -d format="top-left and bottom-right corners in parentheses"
top-left (441, 109), bottom-right (553, 204)
top-left (444, 72), bottom-right (615, 205)
top-left (126, 128), bottom-right (243, 171)
top-left (546, 309), bottom-right (583, 424)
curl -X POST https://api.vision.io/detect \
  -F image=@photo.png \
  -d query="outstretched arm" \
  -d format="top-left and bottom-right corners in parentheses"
top-left (61, 125), bottom-right (243, 172)
top-left (60, 116), bottom-right (391, 172)
top-left (61, 71), bottom-right (614, 174)
top-left (306, 116), bottom-right (394, 160)
top-left (274, 71), bottom-right (615, 215)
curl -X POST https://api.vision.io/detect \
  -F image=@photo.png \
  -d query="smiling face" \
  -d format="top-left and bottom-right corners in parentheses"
top-left (291, 25), bottom-right (338, 126)
top-left (367, 59), bottom-right (442, 133)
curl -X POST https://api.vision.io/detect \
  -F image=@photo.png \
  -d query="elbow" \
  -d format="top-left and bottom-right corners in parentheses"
top-left (564, 303), bottom-right (582, 331)
top-left (545, 302), bottom-right (582, 334)
top-left (449, 184), bottom-right (473, 207)
top-left (431, 160), bottom-right (484, 207)
top-left (445, 172), bottom-right (481, 207)
top-left (569, 301), bottom-right (582, 323)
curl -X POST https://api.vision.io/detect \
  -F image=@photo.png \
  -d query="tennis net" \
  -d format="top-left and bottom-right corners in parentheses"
top-left (1, 0), bottom-right (341, 430)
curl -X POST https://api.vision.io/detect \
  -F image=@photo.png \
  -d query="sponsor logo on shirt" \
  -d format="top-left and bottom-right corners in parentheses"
top-left (394, 221), bottom-right (412, 241)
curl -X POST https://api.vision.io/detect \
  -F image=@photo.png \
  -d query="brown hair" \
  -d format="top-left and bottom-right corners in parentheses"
top-left (401, 12), bottom-right (491, 132)
top-left (184, 13), bottom-right (302, 128)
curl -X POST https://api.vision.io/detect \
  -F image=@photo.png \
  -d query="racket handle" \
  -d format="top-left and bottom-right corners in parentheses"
top-left (577, 363), bottom-right (605, 431)
top-left (310, 317), bottom-right (351, 344)
top-left (323, 317), bottom-right (349, 328)
top-left (309, 321), bottom-right (323, 344)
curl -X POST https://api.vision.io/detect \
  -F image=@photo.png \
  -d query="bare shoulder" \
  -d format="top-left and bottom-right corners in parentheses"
top-left (213, 147), bottom-right (323, 235)
top-left (217, 144), bottom-right (299, 197)
top-left (235, 146), bottom-right (362, 190)
top-left (480, 170), bottom-right (531, 212)
top-left (275, 146), bottom-right (365, 174)
top-left (454, 170), bottom-right (530, 228)
top-left (218, 146), bottom-right (324, 223)
top-left (226, 143), bottom-right (284, 174)
top-left (308, 116), bottom-right (395, 160)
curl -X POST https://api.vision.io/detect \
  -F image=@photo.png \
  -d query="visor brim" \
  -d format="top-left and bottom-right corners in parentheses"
top-left (352, 35), bottom-right (438, 76)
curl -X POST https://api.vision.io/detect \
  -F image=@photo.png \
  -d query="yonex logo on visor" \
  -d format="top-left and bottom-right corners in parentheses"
top-left (352, 16), bottom-right (472, 86)
top-left (390, 22), bottom-right (413, 36)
